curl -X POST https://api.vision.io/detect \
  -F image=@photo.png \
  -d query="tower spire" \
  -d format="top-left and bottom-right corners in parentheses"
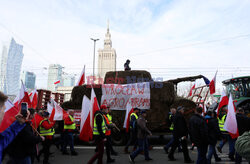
top-left (107, 19), bottom-right (109, 33)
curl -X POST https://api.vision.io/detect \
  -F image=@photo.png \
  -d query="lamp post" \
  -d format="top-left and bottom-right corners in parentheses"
top-left (90, 38), bottom-right (99, 78)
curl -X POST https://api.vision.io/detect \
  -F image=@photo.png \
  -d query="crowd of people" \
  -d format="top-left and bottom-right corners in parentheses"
top-left (1, 90), bottom-right (250, 164)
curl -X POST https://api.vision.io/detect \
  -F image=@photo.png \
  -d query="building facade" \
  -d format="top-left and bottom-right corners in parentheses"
top-left (98, 22), bottom-right (116, 80)
top-left (47, 64), bottom-right (63, 92)
top-left (0, 45), bottom-right (8, 93)
top-left (62, 74), bottom-right (75, 87)
top-left (3, 38), bottom-right (24, 96)
top-left (21, 71), bottom-right (36, 89)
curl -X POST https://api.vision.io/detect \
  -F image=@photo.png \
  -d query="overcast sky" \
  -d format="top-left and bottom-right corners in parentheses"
top-left (0, 0), bottom-right (250, 90)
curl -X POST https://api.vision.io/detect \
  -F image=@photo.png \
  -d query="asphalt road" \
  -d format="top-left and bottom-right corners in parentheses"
top-left (3, 143), bottom-right (249, 164)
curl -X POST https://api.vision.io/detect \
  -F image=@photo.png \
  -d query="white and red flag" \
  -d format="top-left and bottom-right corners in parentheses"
top-left (29, 89), bottom-right (38, 109)
top-left (0, 100), bottom-right (19, 132)
top-left (13, 81), bottom-right (31, 108)
top-left (90, 88), bottom-right (100, 129)
top-left (209, 71), bottom-right (218, 94)
top-left (48, 98), bottom-right (68, 121)
top-left (76, 65), bottom-right (85, 86)
top-left (188, 83), bottom-right (196, 97)
top-left (79, 95), bottom-right (92, 141)
top-left (217, 89), bottom-right (229, 116)
top-left (54, 80), bottom-right (60, 85)
top-left (223, 94), bottom-right (239, 138)
top-left (123, 102), bottom-right (133, 132)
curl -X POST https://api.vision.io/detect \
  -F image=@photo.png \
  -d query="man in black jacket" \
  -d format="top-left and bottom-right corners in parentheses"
top-left (168, 106), bottom-right (193, 163)
top-left (7, 108), bottom-right (44, 164)
top-left (189, 106), bottom-right (208, 164)
top-left (205, 111), bottom-right (221, 164)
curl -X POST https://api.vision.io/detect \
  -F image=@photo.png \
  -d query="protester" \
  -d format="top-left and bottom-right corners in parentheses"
top-left (88, 106), bottom-right (107, 164)
top-left (189, 106), bottom-right (208, 164)
top-left (7, 108), bottom-right (45, 164)
top-left (205, 111), bottom-right (222, 164)
top-left (235, 107), bottom-right (250, 163)
top-left (164, 108), bottom-right (182, 153)
top-left (168, 106), bottom-right (193, 163)
top-left (62, 110), bottom-right (78, 156)
top-left (38, 111), bottom-right (55, 164)
top-left (0, 92), bottom-right (26, 163)
top-left (129, 110), bottom-right (152, 162)
top-left (124, 108), bottom-right (140, 154)
top-left (124, 59), bottom-right (131, 71)
top-left (235, 131), bottom-right (250, 162)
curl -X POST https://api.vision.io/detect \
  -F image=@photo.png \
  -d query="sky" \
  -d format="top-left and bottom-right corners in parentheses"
top-left (0, 0), bottom-right (250, 90)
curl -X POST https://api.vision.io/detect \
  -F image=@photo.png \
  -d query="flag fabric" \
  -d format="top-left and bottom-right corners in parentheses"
top-left (188, 83), bottom-right (196, 97)
top-left (54, 80), bottom-right (60, 85)
top-left (202, 76), bottom-right (210, 85)
top-left (0, 100), bottom-right (19, 132)
top-left (123, 102), bottom-right (133, 132)
top-left (209, 71), bottom-right (218, 94)
top-left (90, 88), bottom-right (100, 129)
top-left (29, 89), bottom-right (38, 109)
top-left (217, 89), bottom-right (229, 116)
top-left (76, 65), bottom-right (85, 86)
top-left (49, 98), bottom-right (68, 121)
top-left (13, 81), bottom-right (31, 108)
top-left (79, 95), bottom-right (92, 141)
top-left (31, 113), bottom-right (44, 129)
top-left (223, 94), bottom-right (238, 135)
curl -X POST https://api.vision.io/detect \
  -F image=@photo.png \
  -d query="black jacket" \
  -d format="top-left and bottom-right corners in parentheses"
top-left (7, 122), bottom-right (42, 158)
top-left (205, 115), bottom-right (221, 145)
top-left (189, 114), bottom-right (208, 147)
top-left (236, 113), bottom-right (250, 136)
top-left (173, 112), bottom-right (188, 139)
top-left (94, 111), bottom-right (106, 139)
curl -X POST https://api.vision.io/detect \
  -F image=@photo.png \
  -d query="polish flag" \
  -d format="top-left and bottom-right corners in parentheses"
top-left (209, 71), bottom-right (218, 94)
top-left (76, 66), bottom-right (85, 86)
top-left (29, 89), bottom-right (38, 109)
top-left (223, 94), bottom-right (239, 138)
top-left (188, 83), bottom-right (196, 97)
top-left (13, 81), bottom-right (31, 109)
top-left (54, 80), bottom-right (60, 85)
top-left (90, 88), bottom-right (100, 129)
top-left (0, 100), bottom-right (19, 132)
top-left (79, 95), bottom-right (92, 141)
top-left (217, 89), bottom-right (229, 117)
top-left (49, 98), bottom-right (68, 120)
top-left (123, 102), bottom-right (133, 132)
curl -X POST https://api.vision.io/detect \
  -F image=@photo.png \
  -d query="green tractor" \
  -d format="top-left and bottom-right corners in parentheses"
top-left (222, 76), bottom-right (250, 108)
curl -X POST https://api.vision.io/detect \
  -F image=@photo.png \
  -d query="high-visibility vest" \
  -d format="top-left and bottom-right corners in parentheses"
top-left (169, 114), bottom-right (174, 131)
top-left (39, 119), bottom-right (55, 136)
top-left (104, 115), bottom-right (111, 136)
top-left (93, 113), bottom-right (106, 135)
top-left (130, 113), bottom-right (138, 128)
top-left (64, 115), bottom-right (76, 130)
top-left (218, 115), bottom-right (227, 132)
top-left (107, 114), bottom-right (112, 124)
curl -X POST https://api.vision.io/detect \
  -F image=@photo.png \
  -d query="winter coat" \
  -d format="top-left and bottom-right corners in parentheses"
top-left (236, 113), bottom-right (250, 136)
top-left (173, 112), bottom-right (188, 139)
top-left (137, 116), bottom-right (151, 139)
top-left (0, 121), bottom-right (25, 163)
top-left (205, 115), bottom-right (221, 145)
top-left (235, 131), bottom-right (250, 162)
top-left (189, 114), bottom-right (209, 147)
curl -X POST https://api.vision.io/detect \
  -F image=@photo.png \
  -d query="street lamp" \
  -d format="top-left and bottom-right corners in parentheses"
top-left (90, 38), bottom-right (99, 77)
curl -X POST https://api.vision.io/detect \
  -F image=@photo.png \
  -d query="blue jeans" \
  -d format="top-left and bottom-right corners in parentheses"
top-left (164, 136), bottom-right (182, 151)
top-left (10, 156), bottom-right (31, 164)
top-left (131, 137), bottom-right (150, 160)
top-left (62, 131), bottom-right (75, 152)
top-left (219, 134), bottom-right (235, 156)
top-left (197, 145), bottom-right (208, 164)
top-left (207, 144), bottom-right (219, 164)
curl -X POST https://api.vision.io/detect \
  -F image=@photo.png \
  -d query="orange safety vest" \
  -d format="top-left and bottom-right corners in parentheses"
top-left (103, 115), bottom-right (111, 136)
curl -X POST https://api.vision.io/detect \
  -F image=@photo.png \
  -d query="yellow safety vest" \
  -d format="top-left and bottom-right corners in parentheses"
top-left (93, 113), bottom-right (106, 135)
top-left (39, 119), bottom-right (55, 136)
top-left (64, 115), bottom-right (76, 130)
top-left (130, 113), bottom-right (138, 128)
top-left (107, 114), bottom-right (112, 124)
top-left (218, 115), bottom-right (227, 132)
top-left (169, 115), bottom-right (174, 131)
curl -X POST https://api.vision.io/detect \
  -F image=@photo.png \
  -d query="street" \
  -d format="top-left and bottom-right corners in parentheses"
top-left (3, 144), bottom-right (248, 164)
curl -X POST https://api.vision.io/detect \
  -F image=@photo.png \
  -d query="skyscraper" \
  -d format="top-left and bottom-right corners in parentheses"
top-left (47, 64), bottom-right (63, 92)
top-left (1, 38), bottom-right (24, 95)
top-left (98, 21), bottom-right (117, 80)
top-left (62, 74), bottom-right (75, 87)
top-left (21, 71), bottom-right (36, 89)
